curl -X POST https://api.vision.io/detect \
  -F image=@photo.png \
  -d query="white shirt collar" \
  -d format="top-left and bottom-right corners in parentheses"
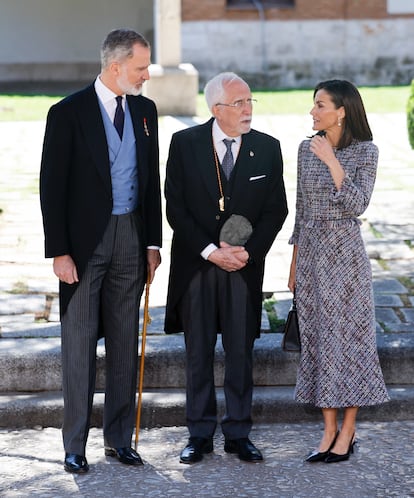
top-left (212, 119), bottom-right (241, 147)
top-left (94, 76), bottom-right (125, 120)
top-left (95, 76), bottom-right (120, 103)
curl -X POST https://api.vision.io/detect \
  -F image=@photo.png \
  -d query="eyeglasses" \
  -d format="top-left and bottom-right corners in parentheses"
top-left (215, 98), bottom-right (257, 108)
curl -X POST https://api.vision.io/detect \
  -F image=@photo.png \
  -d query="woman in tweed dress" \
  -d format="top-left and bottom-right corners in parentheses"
top-left (288, 80), bottom-right (389, 464)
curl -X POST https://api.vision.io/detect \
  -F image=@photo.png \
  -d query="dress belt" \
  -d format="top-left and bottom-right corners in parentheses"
top-left (302, 218), bottom-right (361, 229)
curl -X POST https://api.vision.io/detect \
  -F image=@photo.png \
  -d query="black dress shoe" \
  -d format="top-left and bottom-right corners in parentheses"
top-left (64, 453), bottom-right (89, 474)
top-left (305, 431), bottom-right (339, 463)
top-left (224, 438), bottom-right (263, 462)
top-left (105, 447), bottom-right (143, 466)
top-left (325, 433), bottom-right (356, 463)
top-left (179, 437), bottom-right (213, 464)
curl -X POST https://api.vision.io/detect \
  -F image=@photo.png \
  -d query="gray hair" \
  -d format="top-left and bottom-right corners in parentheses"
top-left (204, 72), bottom-right (249, 112)
top-left (101, 28), bottom-right (150, 69)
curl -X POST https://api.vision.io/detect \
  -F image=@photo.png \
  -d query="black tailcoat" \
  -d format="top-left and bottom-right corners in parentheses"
top-left (164, 118), bottom-right (288, 336)
top-left (40, 84), bottom-right (162, 317)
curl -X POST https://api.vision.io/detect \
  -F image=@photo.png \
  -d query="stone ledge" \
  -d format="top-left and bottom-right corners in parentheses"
top-left (1, 386), bottom-right (412, 429)
top-left (0, 333), bottom-right (413, 391)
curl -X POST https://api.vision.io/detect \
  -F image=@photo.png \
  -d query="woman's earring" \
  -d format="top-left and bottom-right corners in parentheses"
top-left (338, 118), bottom-right (342, 127)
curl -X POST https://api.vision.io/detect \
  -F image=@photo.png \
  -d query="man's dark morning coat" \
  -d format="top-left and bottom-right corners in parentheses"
top-left (164, 118), bottom-right (288, 336)
top-left (40, 85), bottom-right (162, 318)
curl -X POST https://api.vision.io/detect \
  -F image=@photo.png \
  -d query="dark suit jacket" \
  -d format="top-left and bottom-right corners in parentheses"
top-left (164, 118), bottom-right (288, 336)
top-left (40, 84), bottom-right (162, 317)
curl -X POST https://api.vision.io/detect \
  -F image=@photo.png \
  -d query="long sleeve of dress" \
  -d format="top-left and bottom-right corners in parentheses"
top-left (331, 141), bottom-right (378, 216)
top-left (289, 139), bottom-right (378, 246)
top-left (288, 140), bottom-right (305, 245)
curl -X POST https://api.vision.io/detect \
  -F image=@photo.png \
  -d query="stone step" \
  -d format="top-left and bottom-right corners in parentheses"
top-left (1, 333), bottom-right (413, 392)
top-left (1, 385), bottom-right (413, 429)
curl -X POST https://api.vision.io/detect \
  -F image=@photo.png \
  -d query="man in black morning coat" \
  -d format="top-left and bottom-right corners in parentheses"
top-left (164, 72), bottom-right (288, 464)
top-left (40, 29), bottom-right (162, 474)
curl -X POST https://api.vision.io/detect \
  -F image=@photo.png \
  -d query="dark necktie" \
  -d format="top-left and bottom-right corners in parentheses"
top-left (114, 96), bottom-right (124, 139)
top-left (222, 138), bottom-right (235, 179)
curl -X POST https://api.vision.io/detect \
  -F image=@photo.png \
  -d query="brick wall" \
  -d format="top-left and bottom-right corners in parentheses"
top-left (182, 0), bottom-right (414, 20)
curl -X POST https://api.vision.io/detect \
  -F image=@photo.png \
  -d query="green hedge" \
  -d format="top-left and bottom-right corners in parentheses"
top-left (408, 79), bottom-right (414, 149)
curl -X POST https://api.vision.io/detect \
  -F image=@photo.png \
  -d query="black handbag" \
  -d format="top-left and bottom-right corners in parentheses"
top-left (282, 296), bottom-right (301, 352)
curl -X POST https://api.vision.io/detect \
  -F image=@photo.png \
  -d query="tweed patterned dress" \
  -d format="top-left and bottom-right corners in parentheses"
top-left (289, 139), bottom-right (389, 408)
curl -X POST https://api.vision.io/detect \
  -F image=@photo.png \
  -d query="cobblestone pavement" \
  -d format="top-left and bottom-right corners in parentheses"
top-left (0, 113), bottom-right (413, 335)
top-left (0, 114), bottom-right (413, 497)
top-left (1, 422), bottom-right (414, 497)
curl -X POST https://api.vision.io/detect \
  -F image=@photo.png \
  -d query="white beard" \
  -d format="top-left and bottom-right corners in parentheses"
top-left (116, 70), bottom-right (142, 96)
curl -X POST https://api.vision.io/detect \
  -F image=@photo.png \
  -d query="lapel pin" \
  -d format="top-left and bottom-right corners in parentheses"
top-left (143, 117), bottom-right (149, 136)
top-left (250, 151), bottom-right (254, 157)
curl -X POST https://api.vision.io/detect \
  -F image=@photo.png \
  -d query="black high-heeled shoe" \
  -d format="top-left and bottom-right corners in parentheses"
top-left (305, 431), bottom-right (339, 463)
top-left (324, 433), bottom-right (355, 463)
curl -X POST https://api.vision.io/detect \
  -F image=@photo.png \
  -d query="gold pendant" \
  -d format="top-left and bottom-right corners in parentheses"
top-left (219, 196), bottom-right (225, 212)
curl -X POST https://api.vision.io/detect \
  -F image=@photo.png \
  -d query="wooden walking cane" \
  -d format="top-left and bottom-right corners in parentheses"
top-left (134, 276), bottom-right (151, 451)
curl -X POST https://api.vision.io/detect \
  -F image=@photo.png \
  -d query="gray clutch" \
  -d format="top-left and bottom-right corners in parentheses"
top-left (219, 214), bottom-right (253, 246)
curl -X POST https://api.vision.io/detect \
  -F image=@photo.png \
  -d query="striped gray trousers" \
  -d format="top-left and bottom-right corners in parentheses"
top-left (61, 211), bottom-right (145, 455)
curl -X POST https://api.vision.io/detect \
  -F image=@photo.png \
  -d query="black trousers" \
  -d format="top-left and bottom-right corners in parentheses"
top-left (180, 266), bottom-right (256, 440)
top-left (61, 212), bottom-right (145, 455)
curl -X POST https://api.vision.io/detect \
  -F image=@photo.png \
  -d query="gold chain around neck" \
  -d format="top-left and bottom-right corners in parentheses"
top-left (212, 136), bottom-right (241, 212)
top-left (213, 144), bottom-right (225, 212)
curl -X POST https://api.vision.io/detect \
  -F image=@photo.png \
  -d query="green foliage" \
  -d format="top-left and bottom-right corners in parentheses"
top-left (407, 79), bottom-right (414, 150)
top-left (263, 295), bottom-right (286, 333)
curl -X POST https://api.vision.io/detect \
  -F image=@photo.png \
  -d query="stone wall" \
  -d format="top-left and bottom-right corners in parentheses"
top-left (182, 18), bottom-right (414, 88)
top-left (1, 0), bottom-right (413, 92)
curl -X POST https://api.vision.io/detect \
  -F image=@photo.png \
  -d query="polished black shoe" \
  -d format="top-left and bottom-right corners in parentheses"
top-left (305, 431), bottom-right (339, 463)
top-left (105, 447), bottom-right (144, 466)
top-left (325, 433), bottom-right (356, 463)
top-left (179, 437), bottom-right (213, 464)
top-left (224, 438), bottom-right (263, 462)
top-left (64, 453), bottom-right (89, 474)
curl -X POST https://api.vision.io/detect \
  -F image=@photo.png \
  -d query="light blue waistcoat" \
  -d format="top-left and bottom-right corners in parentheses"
top-left (99, 100), bottom-right (138, 215)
